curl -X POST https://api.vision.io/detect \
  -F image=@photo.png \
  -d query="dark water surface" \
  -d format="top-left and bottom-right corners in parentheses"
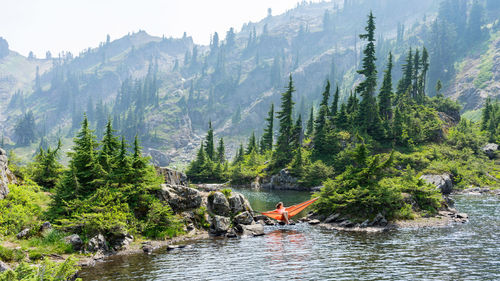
top-left (80, 189), bottom-right (499, 280)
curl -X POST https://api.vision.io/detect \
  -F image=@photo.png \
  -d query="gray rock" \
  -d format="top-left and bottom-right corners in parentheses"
top-left (142, 244), bottom-right (154, 254)
top-left (112, 234), bottom-right (134, 251)
top-left (481, 143), bottom-right (498, 159)
top-left (16, 228), bottom-right (31, 239)
top-left (155, 166), bottom-right (187, 186)
top-left (157, 184), bottom-right (203, 212)
top-left (0, 148), bottom-right (6, 156)
top-left (0, 149), bottom-right (17, 200)
top-left (65, 234), bottom-right (83, 251)
top-left (86, 234), bottom-right (109, 253)
top-left (208, 192), bottom-right (231, 216)
top-left (360, 219), bottom-right (370, 228)
top-left (240, 224), bottom-right (265, 236)
top-left (228, 192), bottom-right (253, 214)
top-left (225, 228), bottom-right (238, 238)
top-left (0, 261), bottom-right (11, 273)
top-left (209, 215), bottom-right (231, 235)
top-left (308, 219), bottom-right (321, 225)
top-left (147, 149), bottom-right (171, 167)
top-left (370, 213), bottom-right (386, 226)
top-left (338, 220), bottom-right (355, 228)
top-left (40, 222), bottom-right (52, 232)
top-left (420, 174), bottom-right (454, 194)
top-left (324, 213), bottom-right (341, 223)
top-left (456, 213), bottom-right (469, 219)
top-left (261, 169), bottom-right (310, 191)
top-left (233, 211), bottom-right (254, 225)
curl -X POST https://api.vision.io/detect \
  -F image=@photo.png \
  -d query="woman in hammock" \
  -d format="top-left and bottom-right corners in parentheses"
top-left (275, 202), bottom-right (290, 224)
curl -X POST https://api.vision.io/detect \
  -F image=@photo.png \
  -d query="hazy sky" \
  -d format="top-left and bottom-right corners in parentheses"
top-left (0, 0), bottom-right (321, 57)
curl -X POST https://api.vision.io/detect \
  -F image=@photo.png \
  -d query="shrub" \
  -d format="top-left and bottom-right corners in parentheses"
top-left (0, 246), bottom-right (24, 262)
top-left (143, 201), bottom-right (184, 239)
top-left (221, 188), bottom-right (232, 198)
top-left (0, 256), bottom-right (81, 281)
top-left (299, 160), bottom-right (335, 187)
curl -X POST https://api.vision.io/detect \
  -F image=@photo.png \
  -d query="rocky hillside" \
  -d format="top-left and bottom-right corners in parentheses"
top-left (0, 147), bottom-right (17, 199)
top-left (1, 0), bottom-right (498, 166)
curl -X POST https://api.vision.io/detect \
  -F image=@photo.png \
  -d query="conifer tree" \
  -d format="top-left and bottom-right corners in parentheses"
top-left (378, 52), bottom-right (393, 121)
top-left (356, 11), bottom-right (383, 139)
top-left (320, 80), bottom-right (331, 115)
top-left (98, 119), bottom-right (120, 173)
top-left (337, 104), bottom-right (349, 131)
top-left (32, 139), bottom-right (63, 189)
top-left (417, 48), bottom-right (430, 103)
top-left (273, 75), bottom-right (295, 168)
top-left (290, 147), bottom-right (304, 177)
top-left (216, 138), bottom-right (225, 163)
top-left (246, 132), bottom-right (257, 154)
top-left (331, 86), bottom-right (339, 116)
top-left (205, 121), bottom-right (215, 160)
top-left (306, 106), bottom-right (314, 137)
top-left (261, 104), bottom-right (274, 151)
top-left (112, 137), bottom-right (132, 186)
top-left (482, 97), bottom-right (492, 131)
top-left (131, 135), bottom-right (149, 183)
top-left (397, 49), bottom-right (413, 98)
top-left (291, 114), bottom-right (303, 150)
top-left (412, 48), bottom-right (421, 100)
top-left (233, 144), bottom-right (245, 164)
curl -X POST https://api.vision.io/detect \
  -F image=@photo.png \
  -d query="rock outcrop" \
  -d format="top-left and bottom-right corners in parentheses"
top-left (228, 193), bottom-right (253, 214)
top-left (86, 234), bottom-right (109, 253)
top-left (209, 215), bottom-right (231, 235)
top-left (0, 148), bottom-right (17, 200)
top-left (0, 261), bottom-right (11, 273)
top-left (65, 234), bottom-right (83, 251)
top-left (481, 143), bottom-right (498, 159)
top-left (420, 174), bottom-right (454, 194)
top-left (261, 169), bottom-right (310, 191)
top-left (157, 184), bottom-right (203, 212)
top-left (207, 192), bottom-right (231, 216)
top-left (156, 167), bottom-right (187, 186)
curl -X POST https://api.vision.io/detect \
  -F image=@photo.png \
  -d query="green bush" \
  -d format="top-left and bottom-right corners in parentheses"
top-left (221, 188), bottom-right (232, 198)
top-left (0, 256), bottom-right (81, 281)
top-left (0, 181), bottom-right (48, 236)
top-left (143, 201), bottom-right (184, 239)
top-left (0, 246), bottom-right (24, 262)
top-left (300, 160), bottom-right (335, 187)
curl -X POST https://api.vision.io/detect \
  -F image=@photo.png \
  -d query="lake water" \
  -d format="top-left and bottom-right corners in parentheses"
top-left (79, 189), bottom-right (500, 280)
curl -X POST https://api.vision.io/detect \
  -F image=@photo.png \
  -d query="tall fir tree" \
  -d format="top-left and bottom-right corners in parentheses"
top-left (331, 85), bottom-right (340, 117)
top-left (378, 52), bottom-right (393, 121)
top-left (98, 119), bottom-right (120, 173)
top-left (205, 121), bottom-right (215, 160)
top-left (273, 75), bottom-right (295, 168)
top-left (216, 138), bottom-right (225, 163)
top-left (291, 114), bottom-right (303, 150)
top-left (261, 104), bottom-right (274, 151)
top-left (306, 106), bottom-right (314, 137)
top-left (246, 131), bottom-right (257, 154)
top-left (320, 80), bottom-right (331, 115)
top-left (355, 11), bottom-right (383, 139)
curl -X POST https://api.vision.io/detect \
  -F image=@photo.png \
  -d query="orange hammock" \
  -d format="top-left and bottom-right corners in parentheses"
top-left (261, 198), bottom-right (318, 221)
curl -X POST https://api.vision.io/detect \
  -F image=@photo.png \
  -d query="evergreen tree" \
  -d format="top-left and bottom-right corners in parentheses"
top-left (246, 132), bottom-right (257, 154)
top-left (417, 48), bottom-right (430, 103)
top-left (291, 114), bottom-right (303, 150)
top-left (216, 138), bottom-right (225, 163)
top-left (397, 48), bottom-right (413, 99)
top-left (412, 48), bottom-right (421, 100)
top-left (98, 119), bottom-right (120, 173)
top-left (14, 111), bottom-right (36, 146)
top-left (131, 135), bottom-right (150, 184)
top-left (336, 104), bottom-right (349, 131)
top-left (273, 75), bottom-right (295, 168)
top-left (233, 144), bottom-right (245, 164)
top-left (356, 11), bottom-right (383, 139)
top-left (379, 52), bottom-right (393, 121)
top-left (205, 121), bottom-right (215, 160)
top-left (320, 80), bottom-right (331, 115)
top-left (290, 147), bottom-right (304, 177)
top-left (306, 106), bottom-right (314, 137)
top-left (261, 104), bottom-right (274, 151)
top-left (331, 86), bottom-right (339, 116)
top-left (482, 97), bottom-right (492, 131)
top-left (32, 139), bottom-right (63, 189)
top-left (112, 137), bottom-right (132, 186)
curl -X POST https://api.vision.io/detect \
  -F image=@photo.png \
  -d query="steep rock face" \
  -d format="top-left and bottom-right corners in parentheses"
top-left (261, 169), bottom-right (310, 191)
top-left (156, 166), bottom-right (187, 186)
top-left (420, 174), bottom-right (453, 195)
top-left (447, 34), bottom-right (500, 111)
top-left (157, 184), bottom-right (203, 212)
top-left (0, 148), bottom-right (17, 200)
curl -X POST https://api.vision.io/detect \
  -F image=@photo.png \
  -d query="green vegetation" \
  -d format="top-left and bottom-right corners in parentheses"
top-left (0, 257), bottom-right (81, 281)
top-left (187, 11), bottom-right (499, 221)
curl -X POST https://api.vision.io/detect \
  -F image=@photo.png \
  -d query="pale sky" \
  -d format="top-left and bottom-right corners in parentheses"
top-left (0, 0), bottom-right (321, 57)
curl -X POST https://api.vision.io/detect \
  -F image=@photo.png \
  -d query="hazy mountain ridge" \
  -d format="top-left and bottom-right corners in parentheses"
top-left (0, 0), bottom-right (498, 166)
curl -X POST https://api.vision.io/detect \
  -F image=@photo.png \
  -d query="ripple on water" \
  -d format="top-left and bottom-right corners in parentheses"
top-left (80, 193), bottom-right (500, 281)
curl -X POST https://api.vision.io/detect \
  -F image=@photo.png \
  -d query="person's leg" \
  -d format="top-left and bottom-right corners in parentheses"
top-left (283, 211), bottom-right (290, 224)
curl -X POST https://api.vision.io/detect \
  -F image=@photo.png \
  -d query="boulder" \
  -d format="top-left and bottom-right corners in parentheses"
top-left (324, 213), bottom-right (341, 223)
top-left (225, 228), bottom-right (238, 238)
top-left (86, 234), bottom-right (109, 253)
top-left (308, 219), bottom-right (321, 225)
top-left (228, 193), bottom-right (253, 214)
top-left (16, 228), bottom-right (31, 239)
top-left (420, 174), bottom-right (454, 194)
top-left (240, 224), bottom-right (265, 236)
top-left (0, 148), bottom-right (17, 200)
top-left (142, 242), bottom-right (154, 254)
top-left (481, 143), bottom-right (498, 159)
top-left (261, 169), bottom-right (304, 190)
top-left (234, 211), bottom-right (254, 225)
top-left (111, 234), bottom-right (134, 251)
top-left (65, 234), bottom-right (83, 251)
top-left (0, 261), bottom-right (10, 273)
top-left (338, 220), bottom-right (355, 228)
top-left (370, 213), bottom-right (388, 227)
top-left (156, 167), bottom-right (187, 186)
top-left (157, 184), bottom-right (203, 212)
top-left (209, 215), bottom-right (231, 235)
top-left (40, 222), bottom-right (52, 232)
top-left (208, 192), bottom-right (231, 216)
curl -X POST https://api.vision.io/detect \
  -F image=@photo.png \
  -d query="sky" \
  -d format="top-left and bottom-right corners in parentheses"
top-left (0, 0), bottom-right (321, 58)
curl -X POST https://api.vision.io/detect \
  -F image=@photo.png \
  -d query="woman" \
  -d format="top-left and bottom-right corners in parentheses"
top-left (275, 202), bottom-right (290, 224)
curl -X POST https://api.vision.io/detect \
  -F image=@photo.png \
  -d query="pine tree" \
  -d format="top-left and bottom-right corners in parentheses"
top-left (205, 121), bottom-right (215, 160)
top-left (320, 80), bottom-right (331, 115)
top-left (417, 47), bottom-right (430, 103)
top-left (216, 138), bottom-right (225, 163)
top-left (378, 52), bottom-right (393, 121)
top-left (98, 119), bottom-right (120, 173)
top-left (233, 144), bottom-right (245, 164)
top-left (273, 75), bottom-right (295, 168)
top-left (290, 147), bottom-right (304, 177)
top-left (246, 132), bottom-right (257, 154)
top-left (306, 106), bottom-right (314, 137)
top-left (331, 85), bottom-right (340, 116)
top-left (337, 104), bottom-right (349, 131)
top-left (131, 135), bottom-right (149, 183)
top-left (482, 97), bottom-right (492, 131)
top-left (112, 137), bottom-right (132, 186)
top-left (397, 48), bottom-right (413, 98)
top-left (356, 11), bottom-right (383, 139)
top-left (261, 104), bottom-right (274, 152)
top-left (291, 114), bottom-right (303, 150)
top-left (32, 139), bottom-right (63, 189)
